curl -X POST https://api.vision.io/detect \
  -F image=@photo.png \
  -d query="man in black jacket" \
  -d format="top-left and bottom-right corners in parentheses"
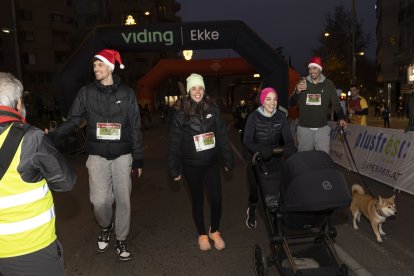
top-left (47, 49), bottom-right (143, 261)
top-left (290, 56), bottom-right (346, 153)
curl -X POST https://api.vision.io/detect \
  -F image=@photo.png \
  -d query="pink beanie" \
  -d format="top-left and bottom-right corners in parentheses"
top-left (260, 87), bottom-right (278, 105)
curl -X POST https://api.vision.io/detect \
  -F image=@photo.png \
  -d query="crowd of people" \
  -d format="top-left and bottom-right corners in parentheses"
top-left (2, 48), bottom-right (408, 275)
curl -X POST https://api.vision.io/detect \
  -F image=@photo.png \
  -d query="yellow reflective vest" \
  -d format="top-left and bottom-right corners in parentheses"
top-left (0, 124), bottom-right (56, 258)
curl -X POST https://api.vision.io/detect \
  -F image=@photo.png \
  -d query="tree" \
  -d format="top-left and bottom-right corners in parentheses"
top-left (312, 4), bottom-right (371, 90)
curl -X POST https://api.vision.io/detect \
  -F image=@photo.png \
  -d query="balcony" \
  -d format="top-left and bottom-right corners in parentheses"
top-left (394, 48), bottom-right (414, 65)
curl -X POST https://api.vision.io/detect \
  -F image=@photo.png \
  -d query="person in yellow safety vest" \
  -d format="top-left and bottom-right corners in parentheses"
top-left (0, 72), bottom-right (76, 276)
top-left (348, 84), bottom-right (368, 126)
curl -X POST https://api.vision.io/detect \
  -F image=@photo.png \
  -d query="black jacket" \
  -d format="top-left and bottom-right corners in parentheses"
top-left (168, 100), bottom-right (234, 178)
top-left (52, 75), bottom-right (143, 161)
top-left (243, 108), bottom-right (296, 162)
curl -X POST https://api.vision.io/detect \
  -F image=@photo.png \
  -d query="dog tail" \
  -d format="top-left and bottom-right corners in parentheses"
top-left (352, 184), bottom-right (365, 195)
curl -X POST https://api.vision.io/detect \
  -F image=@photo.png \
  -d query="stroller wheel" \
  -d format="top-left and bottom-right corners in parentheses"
top-left (253, 244), bottom-right (268, 276)
top-left (340, 264), bottom-right (348, 276)
top-left (314, 237), bottom-right (323, 244)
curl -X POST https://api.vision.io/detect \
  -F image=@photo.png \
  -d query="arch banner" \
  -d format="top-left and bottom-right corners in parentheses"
top-left (57, 21), bottom-right (288, 114)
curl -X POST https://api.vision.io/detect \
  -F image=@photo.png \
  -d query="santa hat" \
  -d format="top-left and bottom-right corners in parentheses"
top-left (308, 56), bottom-right (323, 71)
top-left (186, 73), bottom-right (205, 93)
top-left (260, 87), bottom-right (278, 105)
top-left (94, 49), bottom-right (125, 71)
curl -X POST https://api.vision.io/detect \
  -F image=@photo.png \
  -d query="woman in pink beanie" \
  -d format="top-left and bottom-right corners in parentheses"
top-left (242, 87), bottom-right (297, 229)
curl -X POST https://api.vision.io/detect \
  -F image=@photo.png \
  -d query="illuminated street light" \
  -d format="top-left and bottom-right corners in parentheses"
top-left (253, 73), bottom-right (260, 78)
top-left (183, 50), bottom-right (193, 61)
top-left (352, 0), bottom-right (356, 83)
top-left (125, 15), bottom-right (137, 25)
top-left (1, 28), bottom-right (11, 34)
top-left (144, 11), bottom-right (150, 16)
top-left (324, 32), bottom-right (330, 37)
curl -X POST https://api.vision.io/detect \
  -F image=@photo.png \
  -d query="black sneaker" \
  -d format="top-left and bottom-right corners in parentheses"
top-left (97, 223), bottom-right (113, 253)
top-left (246, 207), bottom-right (257, 229)
top-left (115, 240), bottom-right (132, 261)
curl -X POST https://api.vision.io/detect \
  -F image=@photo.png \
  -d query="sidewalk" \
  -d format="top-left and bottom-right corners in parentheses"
top-left (366, 114), bottom-right (409, 130)
top-left (365, 107), bottom-right (410, 130)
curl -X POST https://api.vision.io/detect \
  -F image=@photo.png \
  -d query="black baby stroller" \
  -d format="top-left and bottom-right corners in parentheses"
top-left (252, 150), bottom-right (351, 276)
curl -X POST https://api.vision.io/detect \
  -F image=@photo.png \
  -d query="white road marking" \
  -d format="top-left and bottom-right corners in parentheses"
top-left (228, 122), bottom-right (373, 276)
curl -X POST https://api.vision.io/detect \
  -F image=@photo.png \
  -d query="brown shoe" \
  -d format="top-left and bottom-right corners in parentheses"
top-left (198, 235), bottom-right (211, 251)
top-left (208, 228), bottom-right (225, 250)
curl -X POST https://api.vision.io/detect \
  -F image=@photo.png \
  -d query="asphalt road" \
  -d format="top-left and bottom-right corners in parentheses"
top-left (53, 115), bottom-right (414, 276)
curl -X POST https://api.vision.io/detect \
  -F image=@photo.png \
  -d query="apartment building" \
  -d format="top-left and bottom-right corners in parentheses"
top-left (0, 0), bottom-right (181, 118)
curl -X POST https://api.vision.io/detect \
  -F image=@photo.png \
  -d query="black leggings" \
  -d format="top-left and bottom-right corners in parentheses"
top-left (182, 163), bottom-right (222, 235)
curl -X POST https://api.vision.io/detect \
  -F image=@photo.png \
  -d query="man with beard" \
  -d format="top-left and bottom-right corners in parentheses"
top-left (290, 56), bottom-right (347, 153)
top-left (47, 49), bottom-right (143, 261)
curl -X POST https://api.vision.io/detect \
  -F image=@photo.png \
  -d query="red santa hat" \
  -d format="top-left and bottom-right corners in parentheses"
top-left (94, 49), bottom-right (125, 71)
top-left (308, 56), bottom-right (323, 71)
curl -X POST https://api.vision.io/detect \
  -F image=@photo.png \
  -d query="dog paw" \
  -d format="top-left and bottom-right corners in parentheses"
top-left (380, 231), bottom-right (386, 235)
top-left (377, 237), bottom-right (383, 243)
top-left (353, 225), bottom-right (358, 230)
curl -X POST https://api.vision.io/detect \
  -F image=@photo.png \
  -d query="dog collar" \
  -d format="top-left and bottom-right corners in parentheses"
top-left (375, 203), bottom-right (386, 218)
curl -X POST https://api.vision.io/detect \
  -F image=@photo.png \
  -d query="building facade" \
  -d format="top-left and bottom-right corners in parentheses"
top-left (377, 0), bottom-right (414, 116)
top-left (0, 0), bottom-right (181, 121)
top-left (0, 0), bottom-right (75, 119)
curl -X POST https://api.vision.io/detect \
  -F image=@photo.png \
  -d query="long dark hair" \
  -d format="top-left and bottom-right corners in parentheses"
top-left (182, 93), bottom-right (216, 121)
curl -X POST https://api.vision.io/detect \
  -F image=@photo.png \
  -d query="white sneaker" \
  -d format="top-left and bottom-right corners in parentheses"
top-left (97, 223), bottom-right (113, 253)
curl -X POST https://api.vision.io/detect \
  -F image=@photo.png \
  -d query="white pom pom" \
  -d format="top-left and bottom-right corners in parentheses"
top-left (120, 64), bottom-right (125, 69)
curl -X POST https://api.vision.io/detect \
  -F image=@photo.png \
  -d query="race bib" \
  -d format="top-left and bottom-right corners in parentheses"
top-left (96, 123), bottom-right (121, 140)
top-left (306, 94), bottom-right (321, 105)
top-left (193, 132), bottom-right (215, 152)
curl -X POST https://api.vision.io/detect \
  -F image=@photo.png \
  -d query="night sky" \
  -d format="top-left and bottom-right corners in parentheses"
top-left (176, 0), bottom-right (377, 75)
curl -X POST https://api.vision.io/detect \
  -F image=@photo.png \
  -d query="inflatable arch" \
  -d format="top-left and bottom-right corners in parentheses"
top-left (57, 20), bottom-right (289, 114)
top-left (138, 58), bottom-right (300, 115)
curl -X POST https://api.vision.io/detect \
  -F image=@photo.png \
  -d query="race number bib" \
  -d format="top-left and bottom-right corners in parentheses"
top-left (96, 123), bottom-right (121, 140)
top-left (193, 132), bottom-right (215, 152)
top-left (306, 94), bottom-right (321, 105)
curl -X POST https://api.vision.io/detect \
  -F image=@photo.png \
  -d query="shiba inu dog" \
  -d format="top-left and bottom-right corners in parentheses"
top-left (349, 184), bottom-right (396, 243)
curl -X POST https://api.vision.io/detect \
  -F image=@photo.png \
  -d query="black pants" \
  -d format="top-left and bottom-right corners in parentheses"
top-left (246, 157), bottom-right (282, 208)
top-left (384, 118), bottom-right (390, 128)
top-left (182, 163), bottom-right (222, 235)
top-left (0, 240), bottom-right (64, 276)
top-left (247, 162), bottom-right (258, 208)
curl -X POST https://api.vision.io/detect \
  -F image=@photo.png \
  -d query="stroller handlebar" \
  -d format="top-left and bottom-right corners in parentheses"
top-left (252, 147), bottom-right (284, 165)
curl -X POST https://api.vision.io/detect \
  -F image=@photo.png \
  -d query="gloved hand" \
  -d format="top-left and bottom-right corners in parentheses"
top-left (131, 159), bottom-right (143, 178)
top-left (259, 146), bottom-right (273, 160)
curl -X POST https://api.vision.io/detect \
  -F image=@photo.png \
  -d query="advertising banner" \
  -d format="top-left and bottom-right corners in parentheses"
top-left (328, 122), bottom-right (414, 195)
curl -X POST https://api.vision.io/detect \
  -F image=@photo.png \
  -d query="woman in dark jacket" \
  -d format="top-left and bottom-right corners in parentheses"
top-left (243, 87), bottom-right (297, 229)
top-left (168, 73), bottom-right (234, 251)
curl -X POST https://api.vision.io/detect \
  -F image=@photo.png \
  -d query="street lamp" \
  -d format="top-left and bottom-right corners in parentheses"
top-left (1, 0), bottom-right (22, 81)
top-left (351, 0), bottom-right (356, 84)
top-left (182, 50), bottom-right (193, 61)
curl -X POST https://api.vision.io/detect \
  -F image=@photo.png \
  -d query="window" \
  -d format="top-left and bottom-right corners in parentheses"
top-left (55, 52), bottom-right (68, 64)
top-left (52, 31), bottom-right (67, 43)
top-left (18, 10), bottom-right (32, 21)
top-left (23, 53), bottom-right (36, 65)
top-left (23, 32), bottom-right (35, 42)
top-left (51, 13), bottom-right (64, 23)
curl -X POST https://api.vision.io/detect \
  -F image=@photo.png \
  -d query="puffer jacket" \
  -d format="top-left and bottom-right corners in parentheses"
top-left (243, 107), bottom-right (296, 161)
top-left (168, 100), bottom-right (234, 178)
top-left (52, 75), bottom-right (142, 161)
